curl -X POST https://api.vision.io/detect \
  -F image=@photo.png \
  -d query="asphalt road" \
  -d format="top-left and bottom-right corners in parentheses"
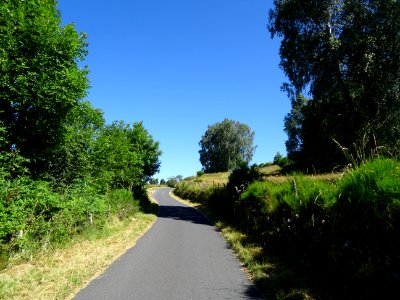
top-left (73, 187), bottom-right (262, 299)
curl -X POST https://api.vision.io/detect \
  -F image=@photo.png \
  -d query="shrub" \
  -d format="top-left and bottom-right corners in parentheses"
top-left (0, 175), bottom-right (141, 268)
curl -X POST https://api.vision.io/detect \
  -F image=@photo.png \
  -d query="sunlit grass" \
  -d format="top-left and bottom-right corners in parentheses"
top-left (185, 165), bottom-right (341, 187)
top-left (259, 164), bottom-right (282, 175)
top-left (0, 211), bottom-right (157, 300)
top-left (186, 172), bottom-right (230, 185)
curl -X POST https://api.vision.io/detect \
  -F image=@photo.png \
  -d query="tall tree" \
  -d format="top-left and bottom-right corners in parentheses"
top-left (0, 0), bottom-right (89, 175)
top-left (269, 0), bottom-right (400, 170)
top-left (199, 119), bottom-right (256, 173)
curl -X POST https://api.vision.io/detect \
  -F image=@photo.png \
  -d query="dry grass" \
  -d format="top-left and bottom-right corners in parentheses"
top-left (183, 165), bottom-right (341, 187)
top-left (0, 208), bottom-right (157, 300)
top-left (187, 172), bottom-right (230, 185)
top-left (264, 172), bottom-right (342, 184)
top-left (258, 164), bottom-right (282, 176)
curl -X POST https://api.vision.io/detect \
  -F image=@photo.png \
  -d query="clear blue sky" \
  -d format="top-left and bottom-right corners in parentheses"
top-left (58, 0), bottom-right (290, 181)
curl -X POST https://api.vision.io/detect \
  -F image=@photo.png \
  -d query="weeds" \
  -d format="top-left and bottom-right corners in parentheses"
top-left (333, 134), bottom-right (383, 167)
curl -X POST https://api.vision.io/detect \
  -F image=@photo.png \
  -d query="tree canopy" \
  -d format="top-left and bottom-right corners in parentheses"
top-left (199, 119), bottom-right (256, 173)
top-left (269, 0), bottom-right (400, 170)
top-left (0, 0), bottom-right (162, 188)
top-left (0, 0), bottom-right (162, 270)
top-left (0, 0), bottom-right (89, 175)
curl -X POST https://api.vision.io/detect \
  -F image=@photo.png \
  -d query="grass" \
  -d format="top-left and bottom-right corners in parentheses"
top-left (171, 190), bottom-right (315, 299)
top-left (215, 223), bottom-right (317, 300)
top-left (183, 165), bottom-right (341, 187)
top-left (186, 172), bottom-right (230, 186)
top-left (0, 192), bottom-right (158, 300)
top-left (174, 159), bottom-right (400, 299)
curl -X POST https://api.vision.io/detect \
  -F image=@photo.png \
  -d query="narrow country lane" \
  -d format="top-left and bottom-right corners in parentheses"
top-left (73, 187), bottom-right (262, 299)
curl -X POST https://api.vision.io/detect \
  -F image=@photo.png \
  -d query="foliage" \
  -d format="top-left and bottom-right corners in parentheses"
top-left (332, 158), bottom-right (400, 283)
top-left (0, 2), bottom-right (162, 270)
top-left (283, 94), bottom-right (307, 162)
top-left (166, 175), bottom-right (183, 188)
top-left (269, 0), bottom-right (400, 170)
top-left (0, 172), bottom-right (142, 268)
top-left (127, 122), bottom-right (162, 182)
top-left (148, 178), bottom-right (159, 185)
top-left (273, 152), bottom-right (290, 168)
top-left (0, 0), bottom-right (89, 175)
top-left (48, 101), bottom-right (105, 186)
top-left (196, 170), bottom-right (205, 176)
top-left (199, 119), bottom-right (256, 173)
top-left (91, 121), bottom-right (161, 192)
top-left (174, 158), bottom-right (400, 298)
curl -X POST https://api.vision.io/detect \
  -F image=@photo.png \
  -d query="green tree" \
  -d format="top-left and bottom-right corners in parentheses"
top-left (127, 122), bottom-right (161, 182)
top-left (148, 178), bottom-right (159, 185)
top-left (269, 0), bottom-right (400, 170)
top-left (91, 121), bottom-right (161, 191)
top-left (166, 175), bottom-right (183, 188)
top-left (283, 94), bottom-right (308, 161)
top-left (48, 101), bottom-right (104, 186)
top-left (199, 119), bottom-right (256, 173)
top-left (0, 0), bottom-right (89, 175)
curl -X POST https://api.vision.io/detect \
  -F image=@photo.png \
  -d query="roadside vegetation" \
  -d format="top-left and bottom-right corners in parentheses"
top-left (0, 2), bottom-right (161, 298)
top-left (174, 158), bottom-right (400, 299)
top-left (178, 2), bottom-right (400, 297)
top-left (1, 0), bottom-right (400, 299)
top-left (0, 205), bottom-right (157, 300)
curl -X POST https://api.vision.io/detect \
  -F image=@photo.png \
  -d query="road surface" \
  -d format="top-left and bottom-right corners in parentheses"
top-left (73, 187), bottom-right (262, 299)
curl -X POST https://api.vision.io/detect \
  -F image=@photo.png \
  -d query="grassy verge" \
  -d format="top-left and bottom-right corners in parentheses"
top-left (174, 159), bottom-right (400, 299)
top-left (0, 194), bottom-right (158, 300)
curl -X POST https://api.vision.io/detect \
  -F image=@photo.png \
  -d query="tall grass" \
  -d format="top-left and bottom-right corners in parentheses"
top-left (331, 158), bottom-right (400, 284)
top-left (174, 158), bottom-right (400, 299)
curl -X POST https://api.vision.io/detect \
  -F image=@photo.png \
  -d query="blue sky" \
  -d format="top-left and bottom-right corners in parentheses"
top-left (58, 0), bottom-right (290, 181)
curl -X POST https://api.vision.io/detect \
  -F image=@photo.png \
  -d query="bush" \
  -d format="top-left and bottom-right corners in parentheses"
top-left (196, 171), bottom-right (205, 176)
top-left (0, 175), bottom-right (140, 268)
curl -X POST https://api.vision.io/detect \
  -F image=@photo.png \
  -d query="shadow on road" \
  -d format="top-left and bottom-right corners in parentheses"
top-left (245, 284), bottom-right (265, 300)
top-left (158, 204), bottom-right (212, 226)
